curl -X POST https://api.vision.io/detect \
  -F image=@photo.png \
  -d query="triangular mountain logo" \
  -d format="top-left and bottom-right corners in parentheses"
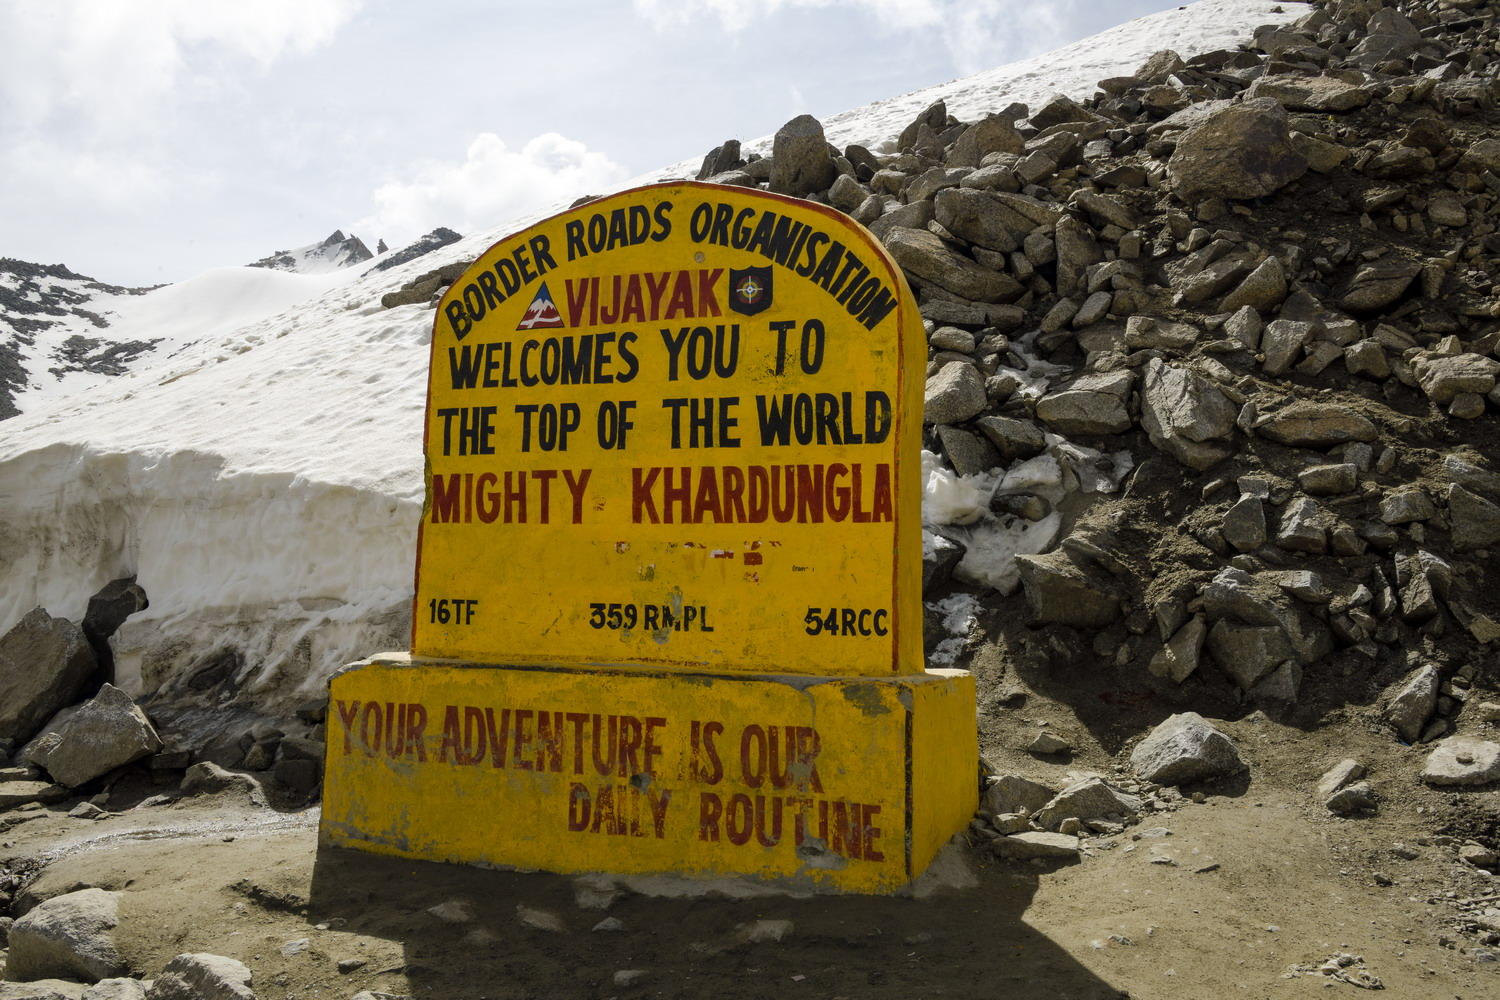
top-left (517, 282), bottom-right (565, 330)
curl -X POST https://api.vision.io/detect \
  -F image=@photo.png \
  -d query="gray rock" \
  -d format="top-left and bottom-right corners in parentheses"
top-left (907, 166), bottom-right (969, 204)
top-left (991, 831), bottom-right (1080, 860)
top-left (81, 981), bottom-right (146, 1000)
top-left (1222, 496), bottom-right (1267, 553)
top-left (928, 326), bottom-right (975, 353)
top-left (1248, 659), bottom-right (1301, 710)
top-left (1124, 315), bottom-right (1199, 350)
top-left (983, 775), bottom-right (1055, 816)
top-left (1443, 455), bottom-right (1500, 496)
top-left (1167, 98), bottom-right (1307, 203)
top-left (1139, 359), bottom-right (1236, 470)
top-left (1053, 216), bottom-right (1100, 298)
top-left (924, 362), bottom-right (987, 425)
top-left (0, 609), bottom-right (97, 744)
top-left (1259, 319), bottom-right (1314, 376)
top-left (1315, 759), bottom-right (1366, 801)
top-left (1384, 664), bottom-right (1440, 743)
top-left (1245, 75), bottom-right (1371, 113)
top-left (1340, 259), bottom-right (1421, 313)
top-left (867, 201), bottom-right (934, 241)
top-left (1276, 497), bottom-right (1329, 554)
top-left (922, 533), bottom-right (964, 593)
top-left (1343, 340), bottom-right (1389, 380)
top-left (932, 188), bottom-right (1027, 253)
top-left (1298, 464), bottom-right (1357, 496)
top-left (1458, 138), bottom-right (1500, 175)
top-left (947, 116), bottom-right (1024, 168)
top-left (1035, 371), bottom-right (1134, 436)
top-left (1136, 49), bottom-right (1185, 81)
top-left (1412, 353), bottom-right (1500, 405)
top-left (768, 115), bottom-right (837, 197)
top-left (1200, 567), bottom-right (1331, 665)
top-left (1071, 191), bottom-right (1135, 231)
top-left (1219, 257), bottom-right (1288, 313)
top-left (27, 685), bottom-right (161, 788)
top-left (897, 100), bottom-right (947, 153)
top-left (5, 889), bottom-right (126, 983)
top-left (179, 763), bottom-right (266, 806)
top-left (884, 227), bottom-right (1022, 303)
top-left (0, 781), bottom-right (70, 809)
top-left (1034, 778), bottom-right (1141, 830)
top-left (0, 982), bottom-right (87, 1000)
top-left (1396, 550), bottom-right (1450, 622)
top-left (1207, 622), bottom-right (1293, 690)
top-left (1222, 303), bottom-right (1261, 349)
top-left (1027, 732), bottom-right (1071, 756)
top-left (1379, 489), bottom-right (1436, 525)
top-left (1255, 402), bottom-right (1377, 447)
top-left (827, 174), bottom-right (867, 213)
top-left (1420, 738), bottom-right (1500, 788)
top-left (696, 139), bottom-right (743, 180)
top-left (975, 416), bottom-right (1045, 460)
top-left (1447, 485), bottom-right (1500, 551)
top-left (935, 426), bottom-right (999, 477)
top-left (1149, 616), bottom-right (1206, 684)
top-left (1131, 712), bottom-right (1244, 786)
top-left (145, 954), bottom-right (254, 1000)
top-left (1014, 551), bottom-right (1119, 628)
top-left (1325, 781), bottom-right (1377, 816)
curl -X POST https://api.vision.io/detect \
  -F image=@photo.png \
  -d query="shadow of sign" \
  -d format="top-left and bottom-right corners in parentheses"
top-left (308, 843), bottom-right (1125, 999)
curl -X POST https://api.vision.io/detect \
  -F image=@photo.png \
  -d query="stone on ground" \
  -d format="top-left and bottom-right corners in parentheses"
top-left (983, 775), bottom-right (1056, 816)
top-left (1014, 551), bottom-right (1119, 628)
top-left (768, 115), bottom-right (836, 197)
top-left (4, 889), bottom-right (127, 984)
top-left (991, 832), bottom-right (1080, 860)
top-left (144, 955), bottom-right (253, 1000)
top-left (27, 685), bottom-right (162, 788)
top-left (1167, 98), bottom-right (1307, 202)
top-left (1420, 738), bottom-right (1500, 788)
top-left (1130, 713), bottom-right (1244, 786)
top-left (1383, 664), bottom-right (1440, 743)
top-left (0, 982), bottom-right (87, 1000)
top-left (1033, 778), bottom-right (1141, 830)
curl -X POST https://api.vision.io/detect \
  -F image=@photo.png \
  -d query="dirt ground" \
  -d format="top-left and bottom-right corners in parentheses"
top-left (2, 652), bottom-right (1495, 1000)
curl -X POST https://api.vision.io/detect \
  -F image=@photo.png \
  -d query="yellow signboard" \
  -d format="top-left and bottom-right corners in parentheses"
top-left (321, 655), bottom-right (977, 893)
top-left (415, 182), bottom-right (925, 676)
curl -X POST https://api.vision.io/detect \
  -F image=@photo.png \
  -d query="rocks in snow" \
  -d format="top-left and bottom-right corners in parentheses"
top-left (5, 889), bottom-right (126, 983)
top-left (1130, 712), bottom-right (1244, 786)
top-left (145, 954), bottom-right (254, 1000)
top-left (1420, 738), bottom-right (1500, 788)
top-left (0, 609), bottom-right (97, 744)
top-left (26, 684), bottom-right (161, 788)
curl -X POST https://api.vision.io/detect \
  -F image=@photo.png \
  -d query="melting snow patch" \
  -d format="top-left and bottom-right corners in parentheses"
top-left (927, 593), bottom-right (981, 667)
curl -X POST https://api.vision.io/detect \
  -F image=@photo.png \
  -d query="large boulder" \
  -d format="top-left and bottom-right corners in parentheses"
top-left (1130, 713), bottom-right (1244, 786)
top-left (145, 955), bottom-right (253, 1000)
top-left (1339, 259), bottom-right (1421, 313)
top-left (0, 609), bottom-right (97, 744)
top-left (26, 685), bottom-right (162, 788)
top-left (1166, 98), bottom-right (1307, 202)
top-left (4, 889), bottom-right (127, 983)
top-left (1035, 371), bottom-right (1134, 436)
top-left (768, 115), bottom-right (837, 197)
top-left (946, 115), bottom-right (1023, 167)
top-left (1139, 359), bottom-right (1236, 470)
top-left (983, 775), bottom-right (1056, 816)
top-left (933, 189), bottom-right (1029, 253)
top-left (883, 227), bottom-right (1023, 303)
top-left (1447, 485), bottom-right (1500, 551)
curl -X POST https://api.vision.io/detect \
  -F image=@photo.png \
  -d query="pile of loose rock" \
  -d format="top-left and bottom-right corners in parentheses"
top-left (690, 0), bottom-right (1500, 771)
top-left (0, 579), bottom-right (327, 821)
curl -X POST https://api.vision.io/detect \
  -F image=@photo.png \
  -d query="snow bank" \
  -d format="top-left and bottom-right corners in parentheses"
top-left (0, 0), bottom-right (1304, 707)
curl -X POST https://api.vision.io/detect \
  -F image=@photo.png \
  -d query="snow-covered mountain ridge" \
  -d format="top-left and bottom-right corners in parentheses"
top-left (0, 0), bottom-right (1307, 713)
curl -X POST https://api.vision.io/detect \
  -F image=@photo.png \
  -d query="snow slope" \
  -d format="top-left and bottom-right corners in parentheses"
top-left (0, 0), bottom-right (1307, 711)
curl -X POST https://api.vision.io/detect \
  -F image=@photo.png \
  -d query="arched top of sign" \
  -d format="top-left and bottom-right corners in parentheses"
top-left (413, 181), bottom-right (925, 677)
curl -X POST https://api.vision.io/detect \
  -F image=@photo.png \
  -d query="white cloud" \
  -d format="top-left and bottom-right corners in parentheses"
top-left (0, 0), bottom-right (361, 214)
top-left (358, 133), bottom-right (632, 249)
top-left (632, 0), bottom-right (1077, 73)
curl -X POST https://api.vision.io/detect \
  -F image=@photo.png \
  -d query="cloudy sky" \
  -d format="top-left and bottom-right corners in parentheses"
top-left (2, 0), bottom-right (1180, 286)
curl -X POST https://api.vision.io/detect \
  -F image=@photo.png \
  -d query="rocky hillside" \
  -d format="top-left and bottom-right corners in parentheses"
top-left (0, 259), bottom-right (157, 420)
top-left (246, 230), bottom-right (374, 274)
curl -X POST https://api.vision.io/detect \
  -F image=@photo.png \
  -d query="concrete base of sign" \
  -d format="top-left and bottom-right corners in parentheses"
top-left (320, 654), bottom-right (977, 894)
